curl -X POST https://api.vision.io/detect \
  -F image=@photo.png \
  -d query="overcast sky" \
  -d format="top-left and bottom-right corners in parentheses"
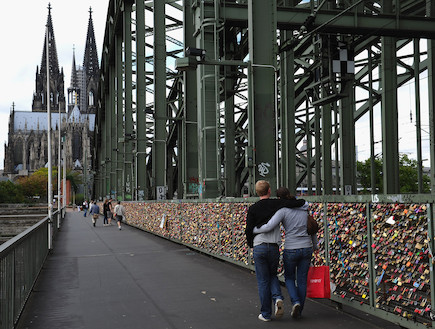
top-left (0, 1), bottom-right (109, 169)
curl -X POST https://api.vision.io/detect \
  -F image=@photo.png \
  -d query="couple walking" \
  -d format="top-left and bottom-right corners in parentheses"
top-left (245, 180), bottom-right (318, 322)
top-left (92, 199), bottom-right (126, 230)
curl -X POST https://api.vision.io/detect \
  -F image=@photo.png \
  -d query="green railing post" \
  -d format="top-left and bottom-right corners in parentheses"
top-left (427, 203), bottom-right (435, 327)
top-left (366, 202), bottom-right (376, 309)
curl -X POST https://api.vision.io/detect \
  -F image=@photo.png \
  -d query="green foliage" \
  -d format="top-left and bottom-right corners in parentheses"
top-left (65, 169), bottom-right (82, 193)
top-left (357, 157), bottom-right (383, 193)
top-left (75, 193), bottom-right (84, 205)
top-left (16, 167), bottom-right (60, 200)
top-left (357, 154), bottom-right (430, 194)
top-left (0, 181), bottom-right (25, 203)
top-left (398, 154), bottom-right (431, 193)
top-left (18, 169), bottom-right (45, 200)
top-left (0, 167), bottom-right (83, 204)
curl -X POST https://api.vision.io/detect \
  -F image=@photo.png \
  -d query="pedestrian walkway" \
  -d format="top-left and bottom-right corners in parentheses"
top-left (17, 210), bottom-right (400, 329)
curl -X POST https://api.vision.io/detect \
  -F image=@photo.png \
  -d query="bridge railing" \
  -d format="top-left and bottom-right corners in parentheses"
top-left (123, 195), bottom-right (435, 329)
top-left (0, 209), bottom-right (64, 329)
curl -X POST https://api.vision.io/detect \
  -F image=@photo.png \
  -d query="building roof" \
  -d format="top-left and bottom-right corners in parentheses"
top-left (13, 110), bottom-right (95, 132)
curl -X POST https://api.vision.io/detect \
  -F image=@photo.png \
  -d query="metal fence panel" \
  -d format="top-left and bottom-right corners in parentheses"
top-left (0, 207), bottom-right (63, 329)
top-left (124, 199), bottom-right (435, 329)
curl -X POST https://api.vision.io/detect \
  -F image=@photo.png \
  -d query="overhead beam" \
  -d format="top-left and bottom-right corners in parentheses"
top-left (216, 4), bottom-right (435, 39)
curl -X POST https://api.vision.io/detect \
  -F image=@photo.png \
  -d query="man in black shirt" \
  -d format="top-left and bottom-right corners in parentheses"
top-left (245, 180), bottom-right (305, 321)
top-left (245, 183), bottom-right (305, 248)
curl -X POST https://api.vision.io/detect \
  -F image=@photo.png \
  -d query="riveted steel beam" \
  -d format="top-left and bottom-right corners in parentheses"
top-left (216, 4), bottom-right (435, 39)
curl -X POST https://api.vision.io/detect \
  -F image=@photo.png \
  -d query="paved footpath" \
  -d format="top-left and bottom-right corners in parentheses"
top-left (17, 210), bottom-right (400, 329)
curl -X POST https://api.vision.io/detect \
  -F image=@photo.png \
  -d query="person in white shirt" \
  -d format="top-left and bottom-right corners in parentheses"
top-left (113, 201), bottom-right (125, 230)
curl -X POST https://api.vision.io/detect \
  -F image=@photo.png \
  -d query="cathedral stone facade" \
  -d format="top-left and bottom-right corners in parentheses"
top-left (3, 5), bottom-right (100, 177)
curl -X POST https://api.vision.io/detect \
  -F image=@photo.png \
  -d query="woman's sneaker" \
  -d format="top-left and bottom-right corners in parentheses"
top-left (291, 303), bottom-right (301, 319)
top-left (258, 314), bottom-right (271, 322)
top-left (275, 299), bottom-right (284, 318)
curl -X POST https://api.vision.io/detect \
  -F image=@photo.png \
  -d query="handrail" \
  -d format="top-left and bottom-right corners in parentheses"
top-left (0, 207), bottom-right (65, 329)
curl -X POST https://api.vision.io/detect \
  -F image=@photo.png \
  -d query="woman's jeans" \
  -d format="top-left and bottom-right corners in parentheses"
top-left (253, 243), bottom-right (284, 319)
top-left (283, 247), bottom-right (313, 312)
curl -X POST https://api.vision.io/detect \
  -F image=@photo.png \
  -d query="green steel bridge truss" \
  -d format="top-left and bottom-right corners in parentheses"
top-left (95, 0), bottom-right (435, 201)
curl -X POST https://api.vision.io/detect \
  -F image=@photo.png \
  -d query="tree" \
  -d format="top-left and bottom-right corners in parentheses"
top-left (65, 169), bottom-right (82, 193)
top-left (0, 181), bottom-right (24, 203)
top-left (357, 157), bottom-right (383, 193)
top-left (398, 154), bottom-right (430, 193)
top-left (357, 154), bottom-right (430, 194)
top-left (16, 167), bottom-right (59, 200)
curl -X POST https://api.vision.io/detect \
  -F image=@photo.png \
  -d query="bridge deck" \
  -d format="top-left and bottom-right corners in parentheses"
top-left (17, 210), bottom-right (400, 329)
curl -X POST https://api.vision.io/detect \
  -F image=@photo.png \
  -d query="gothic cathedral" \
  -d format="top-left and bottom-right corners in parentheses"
top-left (3, 5), bottom-right (100, 178)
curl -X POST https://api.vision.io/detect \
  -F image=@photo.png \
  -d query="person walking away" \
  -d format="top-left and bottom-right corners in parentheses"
top-left (103, 199), bottom-right (109, 226)
top-left (253, 187), bottom-right (318, 320)
top-left (114, 201), bottom-right (125, 230)
top-left (107, 199), bottom-right (113, 225)
top-left (89, 201), bottom-right (100, 227)
top-left (83, 200), bottom-right (88, 217)
top-left (245, 180), bottom-right (305, 322)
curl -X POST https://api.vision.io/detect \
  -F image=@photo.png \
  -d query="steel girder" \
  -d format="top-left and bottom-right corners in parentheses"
top-left (95, 0), bottom-right (435, 200)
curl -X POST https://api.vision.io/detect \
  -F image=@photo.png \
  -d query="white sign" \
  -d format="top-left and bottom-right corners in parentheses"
top-left (157, 186), bottom-right (166, 200)
top-left (344, 185), bottom-right (352, 195)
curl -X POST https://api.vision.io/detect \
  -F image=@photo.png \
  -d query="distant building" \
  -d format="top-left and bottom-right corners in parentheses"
top-left (3, 5), bottom-right (99, 176)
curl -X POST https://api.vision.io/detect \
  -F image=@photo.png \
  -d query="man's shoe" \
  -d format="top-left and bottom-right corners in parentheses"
top-left (291, 303), bottom-right (301, 319)
top-left (258, 314), bottom-right (271, 322)
top-left (275, 299), bottom-right (284, 318)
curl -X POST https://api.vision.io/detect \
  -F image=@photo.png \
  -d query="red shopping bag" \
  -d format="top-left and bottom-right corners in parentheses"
top-left (306, 266), bottom-right (331, 298)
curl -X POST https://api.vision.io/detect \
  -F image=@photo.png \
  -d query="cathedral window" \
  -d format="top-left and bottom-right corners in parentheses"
top-left (89, 91), bottom-right (94, 106)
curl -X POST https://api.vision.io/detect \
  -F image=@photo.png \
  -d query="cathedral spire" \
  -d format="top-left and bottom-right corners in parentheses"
top-left (71, 46), bottom-right (79, 88)
top-left (82, 6), bottom-right (100, 114)
top-left (32, 3), bottom-right (65, 113)
top-left (83, 7), bottom-right (99, 84)
top-left (40, 3), bottom-right (60, 77)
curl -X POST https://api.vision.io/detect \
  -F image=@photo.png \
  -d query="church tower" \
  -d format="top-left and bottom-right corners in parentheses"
top-left (82, 7), bottom-right (99, 114)
top-left (4, 4), bottom-right (98, 178)
top-left (32, 3), bottom-right (66, 113)
top-left (67, 49), bottom-right (81, 114)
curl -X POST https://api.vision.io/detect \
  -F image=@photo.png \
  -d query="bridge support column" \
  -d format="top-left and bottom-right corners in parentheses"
top-left (280, 30), bottom-right (296, 194)
top-left (248, 0), bottom-right (278, 193)
top-left (194, 1), bottom-right (221, 198)
top-left (124, 1), bottom-right (134, 201)
top-left (181, 0), bottom-right (199, 199)
top-left (135, 0), bottom-right (148, 200)
top-left (380, 0), bottom-right (399, 194)
top-left (116, 32), bottom-right (123, 200)
top-left (153, 0), bottom-right (167, 200)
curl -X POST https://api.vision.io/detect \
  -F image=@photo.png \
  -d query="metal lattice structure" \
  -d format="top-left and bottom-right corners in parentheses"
top-left (94, 0), bottom-right (435, 201)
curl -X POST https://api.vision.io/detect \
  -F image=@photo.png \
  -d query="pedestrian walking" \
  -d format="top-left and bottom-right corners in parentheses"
top-left (253, 187), bottom-right (318, 320)
top-left (107, 198), bottom-right (113, 225)
top-left (103, 199), bottom-right (110, 226)
top-left (245, 180), bottom-right (305, 322)
top-left (83, 200), bottom-right (88, 217)
top-left (89, 200), bottom-right (100, 227)
top-left (114, 201), bottom-right (125, 230)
